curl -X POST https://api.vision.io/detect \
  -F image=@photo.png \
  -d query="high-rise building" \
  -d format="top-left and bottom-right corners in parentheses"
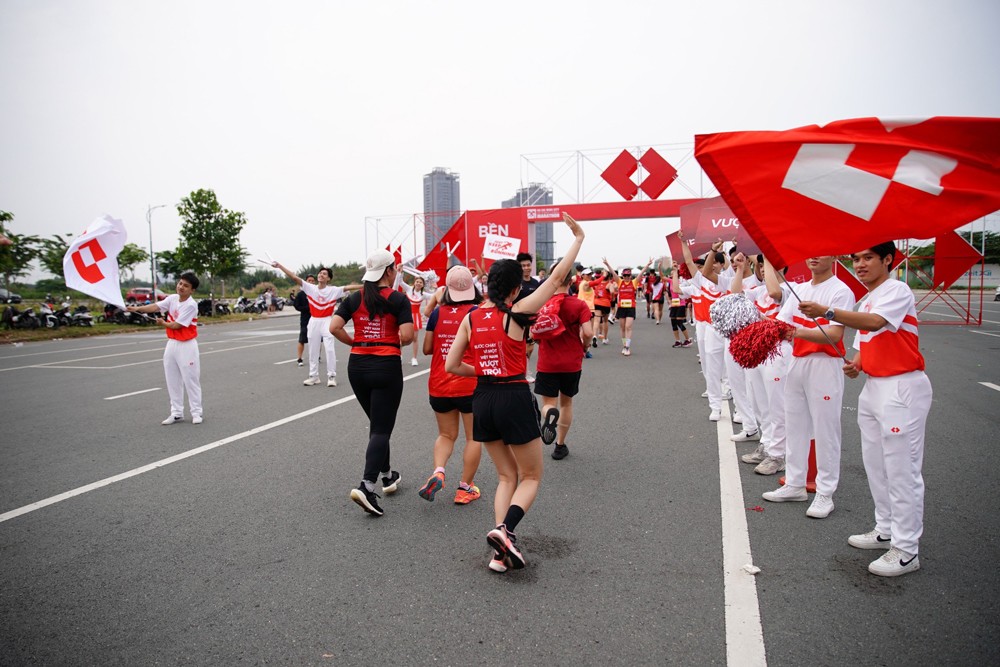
top-left (423, 167), bottom-right (461, 254)
top-left (502, 183), bottom-right (555, 267)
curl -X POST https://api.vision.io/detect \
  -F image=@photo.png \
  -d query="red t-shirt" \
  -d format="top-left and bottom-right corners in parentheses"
top-left (426, 304), bottom-right (478, 397)
top-left (468, 307), bottom-right (527, 380)
top-left (537, 296), bottom-right (593, 374)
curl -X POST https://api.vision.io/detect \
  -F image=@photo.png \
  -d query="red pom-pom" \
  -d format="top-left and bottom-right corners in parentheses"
top-left (729, 319), bottom-right (793, 369)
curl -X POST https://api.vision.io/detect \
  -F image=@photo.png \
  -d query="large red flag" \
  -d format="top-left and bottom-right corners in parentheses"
top-left (695, 117), bottom-right (1000, 269)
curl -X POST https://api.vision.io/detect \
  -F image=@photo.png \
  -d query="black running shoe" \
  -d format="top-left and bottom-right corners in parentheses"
top-left (552, 444), bottom-right (569, 460)
top-left (541, 407), bottom-right (559, 445)
top-left (350, 484), bottom-right (384, 516)
top-left (381, 471), bottom-right (401, 494)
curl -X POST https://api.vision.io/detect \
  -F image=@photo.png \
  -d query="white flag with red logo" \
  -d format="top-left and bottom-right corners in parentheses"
top-left (62, 215), bottom-right (129, 308)
top-left (695, 117), bottom-right (1000, 268)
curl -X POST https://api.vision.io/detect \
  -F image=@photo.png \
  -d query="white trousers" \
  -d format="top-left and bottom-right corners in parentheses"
top-left (164, 339), bottom-right (202, 418)
top-left (724, 340), bottom-right (758, 432)
top-left (761, 342), bottom-right (791, 458)
top-left (745, 363), bottom-right (770, 442)
top-left (858, 371), bottom-right (931, 555)
top-left (307, 316), bottom-right (336, 379)
top-left (701, 324), bottom-right (726, 411)
top-left (784, 354), bottom-right (844, 495)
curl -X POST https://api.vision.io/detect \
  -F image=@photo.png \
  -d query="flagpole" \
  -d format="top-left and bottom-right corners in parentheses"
top-left (147, 204), bottom-right (168, 301)
top-left (777, 272), bottom-right (849, 362)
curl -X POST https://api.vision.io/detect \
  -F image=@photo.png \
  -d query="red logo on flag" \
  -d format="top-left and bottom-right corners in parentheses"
top-left (602, 148), bottom-right (677, 201)
top-left (891, 427), bottom-right (901, 433)
top-left (823, 395), bottom-right (831, 401)
top-left (71, 239), bottom-right (107, 284)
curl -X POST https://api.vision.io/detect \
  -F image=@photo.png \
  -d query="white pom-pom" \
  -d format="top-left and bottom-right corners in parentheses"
top-left (710, 293), bottom-right (762, 338)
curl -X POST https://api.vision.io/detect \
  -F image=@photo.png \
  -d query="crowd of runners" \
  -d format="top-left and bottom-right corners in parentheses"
top-left (135, 212), bottom-right (929, 579)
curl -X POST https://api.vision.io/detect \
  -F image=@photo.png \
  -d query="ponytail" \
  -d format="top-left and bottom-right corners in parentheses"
top-left (487, 259), bottom-right (533, 329)
top-left (362, 281), bottom-right (390, 317)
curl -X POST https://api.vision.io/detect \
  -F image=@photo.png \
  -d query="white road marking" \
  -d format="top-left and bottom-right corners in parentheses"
top-left (979, 382), bottom-right (1000, 392)
top-left (273, 358), bottom-right (299, 365)
top-left (919, 309), bottom-right (1000, 325)
top-left (104, 387), bottom-right (161, 400)
top-left (716, 401), bottom-right (767, 666)
top-left (0, 368), bottom-right (431, 524)
top-left (970, 330), bottom-right (1000, 339)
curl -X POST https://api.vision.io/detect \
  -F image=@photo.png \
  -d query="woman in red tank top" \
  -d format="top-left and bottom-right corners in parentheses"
top-left (446, 213), bottom-right (585, 573)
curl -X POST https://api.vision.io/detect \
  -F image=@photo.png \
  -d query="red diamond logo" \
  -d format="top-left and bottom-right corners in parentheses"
top-left (891, 427), bottom-right (901, 433)
top-left (601, 148), bottom-right (677, 201)
top-left (823, 395), bottom-right (831, 401)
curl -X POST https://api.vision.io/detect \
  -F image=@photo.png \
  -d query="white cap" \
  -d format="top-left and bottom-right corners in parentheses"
top-left (362, 249), bottom-right (395, 282)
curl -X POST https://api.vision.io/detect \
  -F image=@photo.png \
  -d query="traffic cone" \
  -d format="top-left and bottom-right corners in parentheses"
top-left (779, 439), bottom-right (817, 492)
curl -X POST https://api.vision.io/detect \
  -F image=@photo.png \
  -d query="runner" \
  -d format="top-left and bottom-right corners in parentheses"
top-left (798, 242), bottom-right (931, 577)
top-left (329, 250), bottom-right (414, 517)
top-left (446, 212), bottom-right (585, 573)
top-left (761, 255), bottom-right (855, 520)
top-left (649, 263), bottom-right (667, 325)
top-left (417, 265), bottom-right (484, 505)
top-left (400, 274), bottom-right (433, 367)
top-left (534, 264), bottom-right (594, 460)
top-left (271, 262), bottom-right (362, 387)
top-left (604, 257), bottom-right (653, 356)
top-left (667, 261), bottom-right (692, 347)
top-left (588, 269), bottom-right (612, 346)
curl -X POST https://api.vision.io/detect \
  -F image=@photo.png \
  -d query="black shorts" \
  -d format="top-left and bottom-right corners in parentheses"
top-left (473, 382), bottom-right (541, 445)
top-left (669, 306), bottom-right (687, 319)
top-left (429, 394), bottom-right (473, 414)
top-left (534, 370), bottom-right (582, 398)
top-left (617, 307), bottom-right (637, 320)
top-left (595, 305), bottom-right (611, 315)
top-left (299, 324), bottom-right (308, 345)
top-left (652, 297), bottom-right (665, 305)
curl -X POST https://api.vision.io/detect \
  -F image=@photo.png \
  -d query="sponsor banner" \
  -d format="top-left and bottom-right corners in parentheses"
top-left (680, 196), bottom-right (760, 257)
top-left (526, 206), bottom-right (562, 221)
top-left (482, 233), bottom-right (521, 260)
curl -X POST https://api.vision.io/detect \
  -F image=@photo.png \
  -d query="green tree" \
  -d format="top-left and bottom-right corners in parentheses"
top-left (0, 211), bottom-right (40, 290)
top-left (37, 234), bottom-right (73, 277)
top-left (155, 249), bottom-right (183, 283)
top-left (118, 243), bottom-right (150, 282)
top-left (297, 262), bottom-right (365, 286)
top-left (176, 189), bottom-right (248, 294)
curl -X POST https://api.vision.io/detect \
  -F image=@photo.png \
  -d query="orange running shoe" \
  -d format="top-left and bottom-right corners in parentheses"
top-left (454, 484), bottom-right (481, 504)
top-left (418, 471), bottom-right (445, 501)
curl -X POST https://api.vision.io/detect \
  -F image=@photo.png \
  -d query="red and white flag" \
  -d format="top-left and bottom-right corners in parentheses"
top-left (695, 117), bottom-right (1000, 268)
top-left (62, 215), bottom-right (129, 308)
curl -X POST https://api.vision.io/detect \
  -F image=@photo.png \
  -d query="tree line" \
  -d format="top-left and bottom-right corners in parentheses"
top-left (1, 191), bottom-right (363, 299)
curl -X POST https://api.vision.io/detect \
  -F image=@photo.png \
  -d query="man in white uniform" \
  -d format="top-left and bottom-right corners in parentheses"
top-left (272, 262), bottom-right (360, 387)
top-left (799, 242), bottom-right (931, 577)
top-left (127, 271), bottom-right (203, 424)
top-left (761, 256), bottom-right (855, 519)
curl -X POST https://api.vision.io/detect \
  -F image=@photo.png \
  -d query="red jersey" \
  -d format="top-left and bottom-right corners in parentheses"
top-left (853, 279), bottom-right (925, 377)
top-left (777, 275), bottom-right (854, 358)
top-left (468, 307), bottom-right (527, 381)
top-left (589, 278), bottom-right (612, 307)
top-left (427, 304), bottom-right (478, 397)
top-left (691, 273), bottom-right (722, 324)
top-left (537, 296), bottom-right (592, 374)
top-left (617, 278), bottom-right (639, 308)
top-left (335, 287), bottom-right (412, 357)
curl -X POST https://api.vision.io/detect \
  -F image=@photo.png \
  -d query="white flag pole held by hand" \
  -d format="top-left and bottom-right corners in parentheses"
top-left (62, 215), bottom-right (130, 310)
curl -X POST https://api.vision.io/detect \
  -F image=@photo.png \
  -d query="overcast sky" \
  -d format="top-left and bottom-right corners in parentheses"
top-left (2, 0), bottom-right (998, 282)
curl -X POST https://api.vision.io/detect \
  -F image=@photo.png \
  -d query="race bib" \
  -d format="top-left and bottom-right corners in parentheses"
top-left (671, 298), bottom-right (681, 307)
top-left (620, 299), bottom-right (633, 308)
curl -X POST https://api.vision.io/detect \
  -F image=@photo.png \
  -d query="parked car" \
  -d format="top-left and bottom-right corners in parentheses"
top-left (125, 287), bottom-right (168, 304)
top-left (995, 285), bottom-right (999, 302)
top-left (0, 287), bottom-right (23, 304)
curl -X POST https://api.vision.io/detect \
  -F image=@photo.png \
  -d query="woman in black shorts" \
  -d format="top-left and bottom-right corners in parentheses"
top-left (446, 213), bottom-right (585, 572)
top-left (330, 249), bottom-right (414, 517)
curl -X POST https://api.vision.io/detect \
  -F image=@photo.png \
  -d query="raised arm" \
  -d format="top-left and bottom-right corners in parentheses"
top-left (270, 261), bottom-right (303, 286)
top-left (763, 257), bottom-right (784, 302)
top-left (513, 213), bottom-right (585, 314)
top-left (677, 229), bottom-right (699, 279)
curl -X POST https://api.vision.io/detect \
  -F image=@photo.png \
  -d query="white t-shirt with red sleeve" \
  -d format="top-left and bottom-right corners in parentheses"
top-left (157, 294), bottom-right (198, 341)
top-left (777, 276), bottom-right (855, 358)
top-left (300, 282), bottom-right (346, 318)
top-left (852, 278), bottom-right (925, 377)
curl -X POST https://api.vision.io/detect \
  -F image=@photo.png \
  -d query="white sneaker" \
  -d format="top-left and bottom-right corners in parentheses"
top-left (411, 358), bottom-right (419, 366)
top-left (192, 415), bottom-right (203, 425)
top-left (526, 374), bottom-right (535, 383)
top-left (709, 410), bottom-right (721, 421)
top-left (754, 456), bottom-right (785, 476)
top-left (741, 443), bottom-right (767, 464)
top-left (762, 485), bottom-right (808, 502)
top-left (733, 412), bottom-right (743, 424)
top-left (868, 547), bottom-right (920, 577)
top-left (161, 415), bottom-right (182, 425)
top-left (730, 429), bottom-right (760, 442)
top-left (701, 390), bottom-right (709, 398)
top-left (303, 376), bottom-right (321, 386)
top-left (806, 493), bottom-right (835, 518)
top-left (722, 391), bottom-right (733, 400)
top-left (848, 529), bottom-right (892, 550)
top-left (327, 376), bottom-right (337, 387)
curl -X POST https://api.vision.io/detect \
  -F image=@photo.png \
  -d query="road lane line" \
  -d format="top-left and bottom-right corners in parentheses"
top-left (104, 387), bottom-right (161, 400)
top-left (0, 368), bottom-right (431, 524)
top-left (970, 330), bottom-right (1000, 339)
top-left (273, 358), bottom-right (299, 365)
top-left (717, 401), bottom-right (767, 667)
top-left (979, 382), bottom-right (1000, 392)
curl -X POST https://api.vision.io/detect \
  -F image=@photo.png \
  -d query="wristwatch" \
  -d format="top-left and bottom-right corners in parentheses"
top-left (823, 307), bottom-right (835, 321)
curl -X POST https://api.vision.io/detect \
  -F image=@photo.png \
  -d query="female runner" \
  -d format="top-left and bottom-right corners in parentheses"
top-left (446, 213), bottom-right (585, 572)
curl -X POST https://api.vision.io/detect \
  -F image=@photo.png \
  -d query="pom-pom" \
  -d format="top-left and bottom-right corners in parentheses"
top-left (729, 319), bottom-right (793, 369)
top-left (709, 293), bottom-right (762, 338)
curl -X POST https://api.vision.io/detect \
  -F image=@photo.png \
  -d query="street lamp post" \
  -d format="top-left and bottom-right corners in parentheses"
top-left (147, 204), bottom-right (168, 301)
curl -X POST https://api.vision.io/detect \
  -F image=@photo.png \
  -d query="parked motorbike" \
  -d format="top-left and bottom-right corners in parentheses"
top-left (233, 296), bottom-right (254, 313)
top-left (56, 301), bottom-right (94, 327)
top-left (37, 302), bottom-right (61, 329)
top-left (2, 305), bottom-right (41, 329)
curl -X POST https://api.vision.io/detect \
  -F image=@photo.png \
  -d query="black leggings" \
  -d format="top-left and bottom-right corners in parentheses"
top-left (347, 355), bottom-right (404, 482)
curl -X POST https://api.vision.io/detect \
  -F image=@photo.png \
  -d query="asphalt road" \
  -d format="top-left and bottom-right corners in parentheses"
top-left (1, 297), bottom-right (998, 666)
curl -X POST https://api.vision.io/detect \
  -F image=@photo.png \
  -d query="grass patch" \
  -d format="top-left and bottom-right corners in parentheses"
top-left (0, 313), bottom-right (263, 345)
